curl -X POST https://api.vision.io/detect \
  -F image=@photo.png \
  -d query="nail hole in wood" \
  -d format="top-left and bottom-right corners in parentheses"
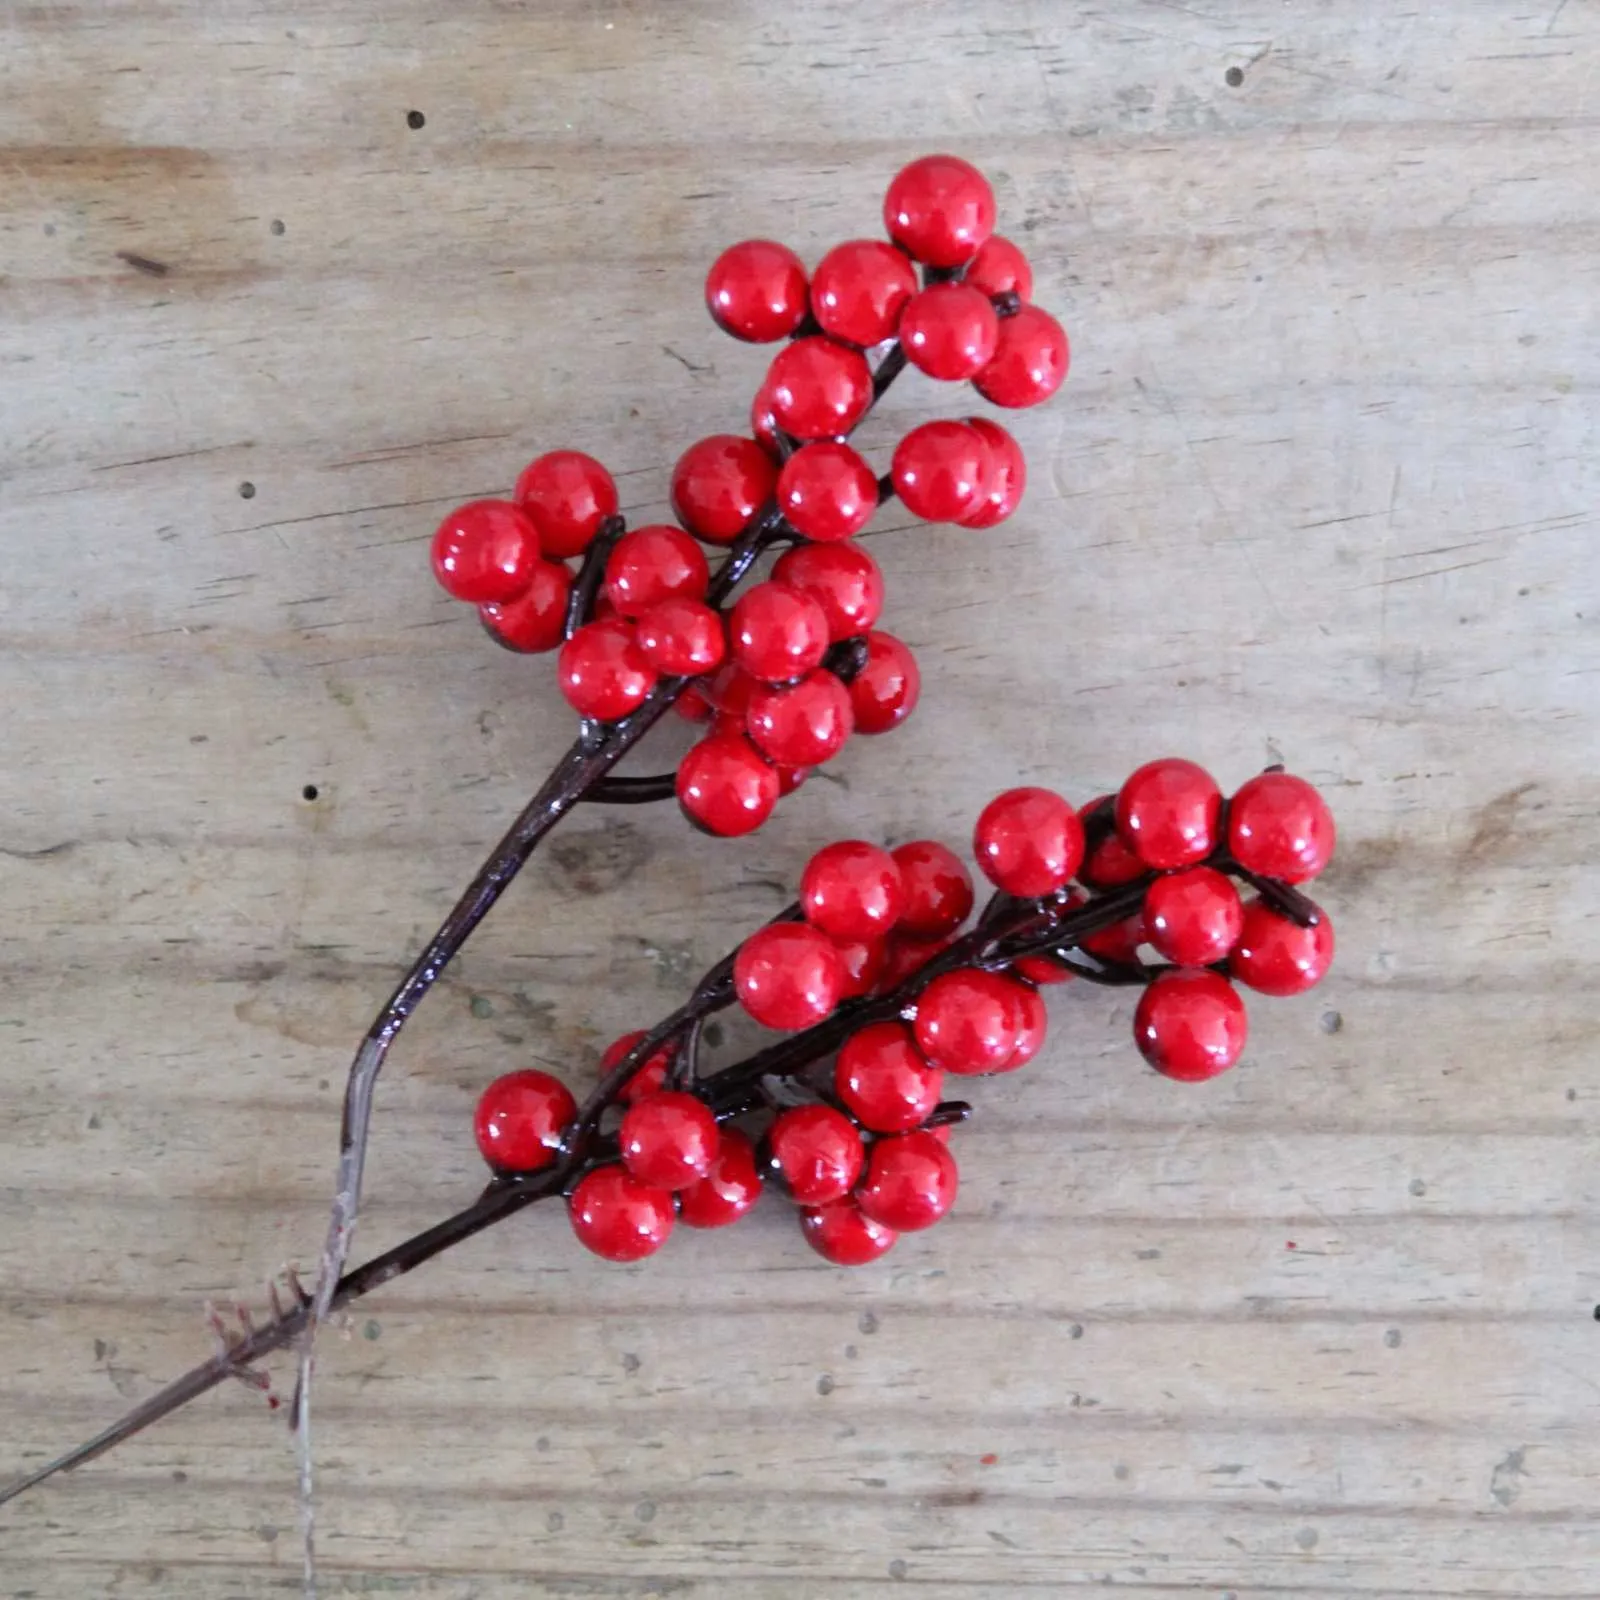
top-left (270, 219), bottom-right (286, 236)
top-left (406, 110), bottom-right (426, 129)
top-left (1224, 66), bottom-right (1244, 87)
top-left (301, 784), bottom-right (319, 802)
top-left (239, 481), bottom-right (256, 499)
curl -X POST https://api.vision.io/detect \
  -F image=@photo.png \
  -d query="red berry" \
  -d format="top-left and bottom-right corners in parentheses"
top-left (473, 1069), bottom-right (576, 1173)
top-left (973, 786), bottom-right (1085, 897)
top-left (766, 1104), bottom-right (864, 1205)
top-left (856, 1130), bottom-right (959, 1231)
top-left (431, 499), bottom-right (541, 603)
top-left (810, 239), bottom-right (918, 347)
top-left (883, 154), bottom-right (995, 267)
top-left (557, 618), bottom-right (657, 721)
top-left (799, 1198), bottom-right (898, 1265)
top-left (913, 968), bottom-right (1023, 1075)
top-left (834, 935), bottom-right (889, 998)
top-left (1013, 952), bottom-right (1075, 986)
top-left (605, 525), bottom-right (709, 617)
top-left (892, 420), bottom-right (994, 523)
top-left (1144, 867), bottom-right (1244, 967)
top-left (751, 378), bottom-right (785, 457)
top-left (1116, 758), bottom-right (1223, 870)
top-left (671, 435), bottom-right (777, 544)
top-left (1082, 913), bottom-right (1147, 966)
top-left (746, 669), bottom-right (853, 766)
top-left (735, 922), bottom-right (845, 1030)
top-left (703, 662), bottom-right (761, 721)
top-left (964, 235), bottom-right (1033, 301)
top-left (676, 732), bottom-right (780, 837)
top-left (974, 304), bottom-right (1069, 408)
top-left (513, 451), bottom-right (618, 559)
top-left (835, 1020), bottom-right (943, 1132)
top-left (1228, 773), bottom-right (1336, 884)
top-left (600, 1030), bottom-right (676, 1102)
top-left (705, 239), bottom-right (808, 343)
top-left (900, 283), bottom-right (1000, 380)
top-left (1080, 796), bottom-right (1147, 888)
top-left (729, 581), bottom-right (830, 683)
top-left (620, 1090), bottom-right (719, 1191)
top-left (772, 541), bottom-right (884, 641)
top-left (766, 338), bottom-right (873, 440)
top-left (878, 930), bottom-right (956, 991)
top-left (958, 417), bottom-right (1027, 528)
top-left (678, 1129), bottom-right (764, 1228)
top-left (637, 598), bottom-right (726, 675)
top-left (775, 762), bottom-right (810, 796)
top-left (777, 441), bottom-right (880, 543)
top-left (568, 1165), bottom-right (675, 1262)
top-left (999, 983), bottom-right (1048, 1070)
top-left (892, 840), bottom-right (974, 936)
top-left (479, 559), bottom-right (571, 653)
top-left (801, 840), bottom-right (905, 941)
top-left (1230, 902), bottom-right (1335, 996)
top-left (849, 631), bottom-right (920, 733)
top-left (1133, 969), bottom-right (1248, 1081)
top-left (675, 684), bottom-right (715, 724)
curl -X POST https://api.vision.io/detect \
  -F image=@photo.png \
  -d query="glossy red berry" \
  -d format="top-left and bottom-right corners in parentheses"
top-left (973, 786), bottom-right (1085, 897)
top-left (620, 1090), bottom-right (719, 1191)
top-left (766, 1104), bottom-right (864, 1205)
top-left (557, 618), bottom-right (657, 721)
top-left (1082, 913), bottom-right (1147, 966)
top-left (705, 239), bottom-right (808, 343)
top-left (431, 499), bottom-right (541, 604)
top-left (676, 732), bottom-right (780, 837)
top-left (1133, 969), bottom-right (1249, 1082)
top-left (773, 541), bottom-right (883, 641)
top-left (964, 235), bottom-right (1033, 301)
top-left (799, 1198), bottom-right (898, 1265)
top-left (777, 441), bottom-right (880, 543)
top-left (835, 1020), bottom-right (943, 1133)
top-left (1230, 902), bottom-right (1335, 996)
top-left (892, 420), bottom-right (994, 523)
top-left (878, 930), bottom-right (956, 991)
top-left (774, 762), bottom-right (810, 797)
top-left (751, 377), bottom-right (785, 457)
top-left (479, 559), bottom-right (571, 653)
top-left (900, 283), bottom-right (1000, 380)
top-left (734, 922), bottom-right (845, 1030)
top-left (958, 417), bottom-right (1026, 528)
top-left (636, 598), bottom-right (726, 676)
top-left (678, 1129), bottom-right (764, 1228)
top-left (675, 684), bottom-right (715, 724)
top-left (1013, 952), bottom-right (1075, 986)
top-left (800, 840), bottom-right (905, 941)
top-left (1080, 797), bottom-right (1147, 888)
top-left (848, 631), bottom-right (920, 733)
top-left (745, 669), bottom-right (853, 766)
top-left (974, 304), bottom-right (1069, 409)
top-left (856, 1130), bottom-right (959, 1231)
top-left (883, 154), bottom-right (995, 267)
top-left (473, 1069), bottom-right (576, 1173)
top-left (601, 1030), bottom-right (676, 1102)
top-left (1116, 758), bottom-right (1224, 870)
top-left (810, 239), bottom-right (918, 347)
top-left (605, 525), bottom-right (709, 617)
top-left (766, 338), bottom-right (873, 440)
top-left (1000, 983), bottom-right (1049, 1070)
top-left (892, 840), bottom-right (974, 936)
top-left (913, 968), bottom-right (1024, 1075)
top-left (1228, 773), bottom-right (1336, 884)
top-left (568, 1165), bottom-right (675, 1262)
top-left (834, 935), bottom-right (889, 998)
top-left (703, 662), bottom-right (761, 721)
top-left (513, 451), bottom-right (618, 559)
top-left (1144, 866), bottom-right (1244, 967)
top-left (671, 435), bottom-right (777, 544)
top-left (729, 581), bottom-right (830, 683)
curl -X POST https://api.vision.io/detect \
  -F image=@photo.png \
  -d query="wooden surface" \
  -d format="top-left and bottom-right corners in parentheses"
top-left (2, 2), bottom-right (1598, 1594)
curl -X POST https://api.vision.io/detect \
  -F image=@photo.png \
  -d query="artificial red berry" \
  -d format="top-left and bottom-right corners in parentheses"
top-left (513, 451), bottom-right (618, 559)
top-left (1228, 773), bottom-right (1336, 884)
top-left (772, 541), bottom-right (884, 640)
top-left (1082, 913), bottom-right (1147, 966)
top-left (958, 418), bottom-right (1027, 529)
top-left (973, 304), bottom-right (1069, 408)
top-left (849, 631), bottom-right (920, 733)
top-left (678, 1129), bottom-right (764, 1228)
top-left (777, 442), bottom-right (880, 543)
top-left (473, 1069), bottom-right (576, 1173)
top-left (766, 338), bottom-right (873, 440)
top-left (703, 662), bottom-right (761, 721)
top-left (1013, 952), bottom-right (1075, 986)
top-left (1116, 758), bottom-right (1223, 870)
top-left (892, 420), bottom-right (994, 523)
top-left (856, 1130), bottom-right (959, 1232)
top-left (834, 936), bottom-right (889, 998)
top-left (729, 581), bottom-right (830, 683)
top-left (913, 968), bottom-right (1023, 1075)
top-left (1230, 902), bottom-right (1335, 996)
top-left (883, 154), bottom-right (995, 267)
top-left (964, 235), bottom-right (1033, 301)
top-left (891, 840), bottom-right (974, 936)
top-left (999, 983), bottom-right (1048, 1070)
top-left (431, 499), bottom-right (541, 604)
top-left (878, 930), bottom-right (956, 991)
top-left (766, 1104), bottom-right (864, 1204)
top-left (775, 762), bottom-right (810, 796)
top-left (751, 381), bottom-right (783, 457)
top-left (801, 840), bottom-right (906, 942)
top-left (810, 239), bottom-right (918, 347)
top-left (835, 1020), bottom-right (943, 1133)
top-left (675, 684), bottom-right (715, 724)
top-left (973, 786), bottom-right (1085, 897)
top-left (600, 1030), bottom-right (677, 1102)
top-left (676, 732), bottom-right (780, 837)
top-left (479, 559), bottom-right (571, 653)
top-left (637, 598), bottom-right (726, 676)
top-left (734, 922), bottom-right (845, 1030)
top-left (605, 525), bottom-right (709, 617)
top-left (1080, 796), bottom-right (1146, 888)
top-left (745, 670), bottom-right (854, 766)
top-left (1133, 969), bottom-right (1248, 1081)
top-left (800, 1198), bottom-right (898, 1265)
top-left (1144, 867), bottom-right (1244, 967)
top-left (568, 1165), bottom-right (675, 1262)
top-left (900, 283), bottom-right (1000, 380)
top-left (705, 239), bottom-right (808, 343)
top-left (557, 618), bottom-right (657, 721)
top-left (671, 435), bottom-right (777, 544)
top-left (620, 1090), bottom-right (719, 1191)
